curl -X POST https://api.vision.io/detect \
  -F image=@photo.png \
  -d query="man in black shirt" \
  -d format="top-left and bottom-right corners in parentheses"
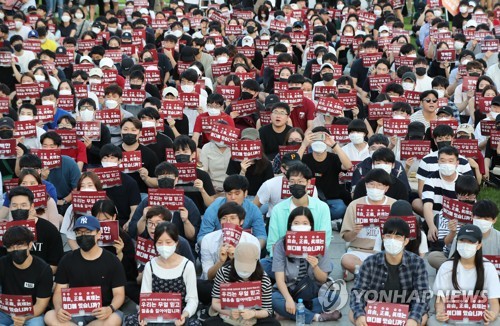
top-left (350, 40), bottom-right (379, 95)
top-left (258, 101), bottom-right (292, 160)
top-left (7, 187), bottom-right (64, 274)
top-left (0, 226), bottom-right (53, 326)
top-left (44, 215), bottom-right (126, 326)
top-left (452, 0), bottom-right (472, 32)
top-left (0, 117), bottom-right (28, 180)
top-left (137, 107), bottom-right (174, 163)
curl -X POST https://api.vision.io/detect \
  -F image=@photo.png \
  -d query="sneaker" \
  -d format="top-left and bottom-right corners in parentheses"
top-left (343, 269), bottom-right (354, 282)
top-left (317, 310), bottom-right (342, 321)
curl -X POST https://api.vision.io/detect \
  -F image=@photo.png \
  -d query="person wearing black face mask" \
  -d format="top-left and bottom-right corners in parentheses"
top-left (120, 117), bottom-right (159, 194)
top-left (7, 186), bottom-right (63, 274)
top-left (127, 162), bottom-right (202, 252)
top-left (0, 118), bottom-right (28, 180)
top-left (0, 226), bottom-right (53, 326)
top-left (44, 215), bottom-right (127, 326)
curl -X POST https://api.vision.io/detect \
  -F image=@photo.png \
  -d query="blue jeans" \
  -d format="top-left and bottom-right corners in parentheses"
top-left (326, 199), bottom-right (347, 221)
top-left (260, 257), bottom-right (275, 281)
top-left (0, 311), bottom-right (44, 326)
top-left (46, 0), bottom-right (63, 17)
top-left (272, 291), bottom-right (323, 324)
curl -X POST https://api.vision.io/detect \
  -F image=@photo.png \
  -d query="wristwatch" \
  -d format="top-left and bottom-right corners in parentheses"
top-left (109, 304), bottom-right (116, 313)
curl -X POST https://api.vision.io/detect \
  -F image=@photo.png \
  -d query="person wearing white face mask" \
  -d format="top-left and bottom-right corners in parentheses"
top-left (349, 217), bottom-right (430, 326)
top-left (342, 119), bottom-right (370, 162)
top-left (17, 103), bottom-right (47, 150)
top-left (8, 14), bottom-right (32, 40)
top-left (179, 69), bottom-right (208, 136)
top-left (205, 242), bottom-right (280, 326)
top-left (340, 168), bottom-right (396, 276)
top-left (123, 222), bottom-right (199, 326)
top-left (40, 88), bottom-right (72, 131)
top-left (431, 224), bottom-right (500, 326)
top-left (272, 207), bottom-right (342, 323)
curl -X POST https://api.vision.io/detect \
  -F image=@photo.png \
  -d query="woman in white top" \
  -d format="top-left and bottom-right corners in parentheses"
top-left (431, 224), bottom-right (500, 325)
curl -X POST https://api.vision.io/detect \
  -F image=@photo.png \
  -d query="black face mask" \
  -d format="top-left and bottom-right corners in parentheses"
top-left (11, 209), bottom-right (29, 221)
top-left (76, 235), bottom-right (96, 252)
top-left (130, 84), bottom-right (142, 90)
top-left (338, 88), bottom-right (350, 93)
top-left (289, 184), bottom-right (307, 199)
top-left (13, 44), bottom-right (23, 52)
top-left (9, 249), bottom-right (28, 265)
top-left (415, 67), bottom-right (427, 77)
top-left (469, 72), bottom-right (481, 77)
top-left (108, 46), bottom-right (120, 50)
top-left (288, 141), bottom-right (301, 146)
top-left (456, 135), bottom-right (469, 139)
top-left (288, 86), bottom-right (301, 90)
top-left (383, 10), bottom-right (392, 16)
top-left (322, 73), bottom-right (334, 82)
top-left (496, 125), bottom-right (500, 131)
top-left (143, 57), bottom-right (154, 62)
top-left (158, 177), bottom-right (175, 189)
top-left (436, 140), bottom-right (452, 149)
top-left (175, 154), bottom-right (191, 163)
top-left (409, 135), bottom-right (424, 140)
top-left (247, 26), bottom-right (255, 34)
top-left (241, 91), bottom-right (254, 100)
top-left (0, 129), bottom-right (13, 139)
top-left (122, 133), bottom-right (137, 145)
top-left (93, 59), bottom-right (101, 66)
top-left (279, 78), bottom-right (288, 82)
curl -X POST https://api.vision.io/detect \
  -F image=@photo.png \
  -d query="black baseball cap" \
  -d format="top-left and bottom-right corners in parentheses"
top-left (437, 106), bottom-right (453, 117)
top-left (491, 95), bottom-right (500, 106)
top-left (265, 94), bottom-right (280, 108)
top-left (457, 224), bottom-right (482, 243)
top-left (282, 152), bottom-right (301, 166)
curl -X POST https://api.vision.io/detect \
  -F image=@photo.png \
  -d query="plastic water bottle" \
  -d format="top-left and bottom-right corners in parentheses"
top-left (296, 298), bottom-right (305, 326)
top-left (354, 264), bottom-right (360, 279)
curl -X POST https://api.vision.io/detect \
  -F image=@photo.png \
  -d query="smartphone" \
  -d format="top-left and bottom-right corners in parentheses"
top-left (312, 132), bottom-right (325, 141)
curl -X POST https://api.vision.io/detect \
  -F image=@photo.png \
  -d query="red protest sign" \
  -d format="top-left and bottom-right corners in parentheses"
top-left (148, 188), bottom-right (184, 211)
top-left (236, 47), bottom-right (255, 59)
top-left (277, 89), bottom-right (303, 106)
top-left (0, 294), bottom-right (33, 316)
top-left (215, 85), bottom-right (241, 101)
top-left (281, 178), bottom-right (315, 199)
top-left (442, 196), bottom-right (473, 223)
top-left (383, 118), bottom-right (410, 137)
top-left (403, 90), bottom-right (421, 107)
top-left (491, 130), bottom-right (500, 148)
top-left (358, 11), bottom-right (376, 25)
top-left (230, 140), bottom-right (262, 161)
top-left (328, 124), bottom-right (349, 143)
top-left (0, 97), bottom-right (9, 114)
top-left (73, 84), bottom-right (89, 100)
top-left (209, 123), bottom-right (240, 146)
top-left (380, 215), bottom-right (417, 239)
top-left (366, 302), bottom-right (409, 326)
top-left (445, 295), bottom-right (488, 322)
top-left (122, 89), bottom-right (146, 105)
top-left (165, 148), bottom-right (176, 164)
top-left (255, 39), bottom-right (269, 52)
top-left (98, 220), bottom-right (119, 246)
top-left (55, 53), bottom-right (72, 68)
top-left (55, 129), bottom-right (78, 149)
top-left (58, 95), bottom-right (75, 112)
top-left (31, 149), bottom-right (61, 169)
top-left (313, 86), bottom-right (337, 101)
top-left (174, 163), bottom-right (197, 183)
top-left (285, 231), bottom-right (326, 256)
top-left (273, 63), bottom-right (296, 80)
top-left (90, 167), bottom-right (122, 188)
top-left (121, 151), bottom-right (142, 173)
top-left (14, 120), bottom-right (37, 139)
top-left (477, 96), bottom-right (493, 113)
top-left (437, 49), bottom-right (456, 62)
top-left (76, 121), bottom-right (101, 141)
top-left (144, 66), bottom-right (161, 84)
top-left (259, 111), bottom-right (272, 126)
top-left (161, 100), bottom-right (184, 120)
top-left (429, 119), bottom-right (459, 134)
top-left (77, 39), bottom-right (96, 52)
top-left (0, 51), bottom-right (11, 66)
top-left (462, 76), bottom-right (478, 92)
top-left (269, 19), bottom-right (287, 33)
top-left (400, 140), bottom-right (431, 159)
top-left (484, 255), bottom-right (500, 276)
top-left (140, 293), bottom-right (182, 322)
top-left (289, 32), bottom-right (307, 45)
top-left (362, 52), bottom-right (382, 67)
top-left (25, 184), bottom-right (47, 209)
top-left (136, 237), bottom-right (157, 264)
top-left (369, 75), bottom-right (391, 91)
top-left (94, 109), bottom-right (122, 127)
top-left (222, 223), bottom-right (243, 247)
top-left (453, 139), bottom-right (479, 159)
top-left (35, 105), bottom-right (54, 124)
top-left (179, 92), bottom-right (199, 109)
top-left (211, 61), bottom-right (232, 78)
top-left (15, 83), bottom-right (40, 100)
top-left (3, 179), bottom-right (18, 194)
top-left (61, 287), bottom-right (102, 316)
top-left (368, 102), bottom-right (393, 119)
top-left (337, 92), bottom-right (357, 108)
top-left (232, 99), bottom-right (257, 117)
top-left (394, 56), bottom-right (415, 69)
top-left (225, 24), bottom-right (243, 36)
top-left (220, 281), bottom-right (262, 309)
top-left (24, 39), bottom-right (41, 52)
top-left (481, 39), bottom-right (499, 52)
top-left (139, 127), bottom-right (157, 145)
top-left (72, 190), bottom-right (107, 215)
top-left (481, 120), bottom-right (496, 136)
top-left (0, 139), bottom-right (17, 159)
top-left (316, 97), bottom-right (344, 116)
top-left (355, 204), bottom-right (391, 226)
top-left (6, 220), bottom-right (37, 242)
top-left (339, 161), bottom-right (361, 183)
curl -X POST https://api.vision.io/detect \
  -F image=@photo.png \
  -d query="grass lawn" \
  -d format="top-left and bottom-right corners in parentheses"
top-left (479, 187), bottom-right (500, 230)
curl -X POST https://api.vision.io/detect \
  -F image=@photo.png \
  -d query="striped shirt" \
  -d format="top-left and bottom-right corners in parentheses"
top-left (422, 171), bottom-right (458, 215)
top-left (211, 264), bottom-right (273, 316)
top-left (417, 151), bottom-right (473, 181)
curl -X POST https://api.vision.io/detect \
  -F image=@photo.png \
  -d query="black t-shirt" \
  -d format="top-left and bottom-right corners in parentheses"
top-left (0, 255), bottom-right (53, 302)
top-left (452, 13), bottom-right (471, 30)
top-left (350, 58), bottom-right (369, 89)
top-left (0, 142), bottom-right (27, 179)
top-left (121, 144), bottom-right (159, 193)
top-left (177, 168), bottom-right (216, 215)
top-left (58, 22), bottom-right (76, 37)
top-left (33, 218), bottom-right (64, 267)
top-left (145, 132), bottom-right (173, 163)
top-left (384, 259), bottom-right (403, 303)
top-left (162, 114), bottom-right (190, 139)
top-left (226, 159), bottom-right (274, 196)
top-left (86, 124), bottom-right (111, 165)
top-left (258, 124), bottom-right (292, 160)
top-left (103, 229), bottom-right (137, 282)
top-left (302, 152), bottom-right (344, 199)
top-left (353, 176), bottom-right (409, 201)
top-left (55, 249), bottom-right (126, 306)
top-left (105, 172), bottom-right (142, 226)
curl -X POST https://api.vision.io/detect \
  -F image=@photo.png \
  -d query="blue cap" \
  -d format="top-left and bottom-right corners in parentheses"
top-left (73, 216), bottom-right (101, 231)
top-left (28, 30), bottom-right (39, 38)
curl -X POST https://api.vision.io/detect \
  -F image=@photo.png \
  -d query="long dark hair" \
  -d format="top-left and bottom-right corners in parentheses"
top-left (451, 242), bottom-right (484, 294)
top-left (403, 218), bottom-right (422, 255)
top-left (227, 258), bottom-right (264, 282)
top-left (284, 207), bottom-right (315, 252)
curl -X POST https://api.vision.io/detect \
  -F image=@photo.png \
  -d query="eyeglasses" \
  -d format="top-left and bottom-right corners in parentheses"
top-left (272, 110), bottom-right (288, 116)
top-left (147, 221), bottom-right (160, 228)
top-left (423, 98), bottom-right (438, 103)
top-left (80, 105), bottom-right (94, 111)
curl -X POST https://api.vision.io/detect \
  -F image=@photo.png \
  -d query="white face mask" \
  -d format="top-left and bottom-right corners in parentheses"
top-left (157, 245), bottom-right (176, 259)
top-left (344, 33), bottom-right (354, 37)
top-left (217, 56), bottom-right (229, 64)
top-left (101, 161), bottom-right (119, 168)
top-left (75, 12), bottom-right (84, 19)
top-left (373, 163), bottom-right (392, 175)
top-left (15, 21), bottom-right (23, 29)
top-left (349, 132), bottom-right (365, 144)
top-left (42, 100), bottom-right (55, 107)
top-left (61, 15), bottom-right (71, 23)
top-left (291, 225), bottom-right (312, 232)
top-left (439, 163), bottom-right (456, 176)
top-left (59, 89), bottom-right (72, 96)
top-left (141, 121), bottom-right (156, 128)
top-left (393, 114), bottom-right (405, 120)
top-left (407, 53), bottom-right (417, 58)
top-left (462, 59), bottom-right (471, 65)
top-left (0, 13), bottom-right (4, 20)
top-left (18, 115), bottom-right (33, 121)
top-left (460, 6), bottom-right (468, 13)
top-left (105, 99), bottom-right (118, 109)
top-left (473, 219), bottom-right (493, 233)
top-left (108, 27), bottom-right (117, 33)
top-left (366, 187), bottom-right (385, 201)
top-left (457, 242), bottom-right (477, 259)
top-left (80, 187), bottom-right (95, 192)
top-left (172, 30), bottom-right (183, 38)
top-left (34, 75), bottom-right (46, 82)
top-left (207, 108), bottom-right (220, 116)
top-left (181, 84), bottom-right (194, 93)
top-left (434, 89), bottom-right (445, 98)
top-left (402, 82), bottom-right (414, 91)
top-left (183, 26), bottom-right (190, 32)
top-left (79, 110), bottom-right (94, 122)
top-left (205, 43), bottom-right (215, 52)
top-left (92, 27), bottom-right (101, 34)
top-left (337, 4), bottom-right (345, 10)
top-left (374, 10), bottom-right (382, 17)
top-left (348, 21), bottom-right (358, 29)
top-left (383, 238), bottom-right (405, 256)
top-left (236, 270), bottom-right (253, 279)
top-left (317, 57), bottom-right (323, 65)
top-left (434, 10), bottom-right (442, 16)
top-left (454, 41), bottom-right (464, 50)
top-left (311, 141), bottom-right (327, 153)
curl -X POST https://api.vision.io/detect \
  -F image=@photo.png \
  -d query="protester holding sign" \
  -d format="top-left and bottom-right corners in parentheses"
top-left (45, 215), bottom-right (126, 326)
top-left (124, 222), bottom-right (200, 326)
top-left (272, 206), bottom-right (339, 323)
top-left (431, 224), bottom-right (500, 325)
top-left (0, 226), bottom-right (53, 326)
top-left (349, 218), bottom-right (430, 326)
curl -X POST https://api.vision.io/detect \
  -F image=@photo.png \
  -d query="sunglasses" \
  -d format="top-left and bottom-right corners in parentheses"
top-left (423, 98), bottom-right (438, 103)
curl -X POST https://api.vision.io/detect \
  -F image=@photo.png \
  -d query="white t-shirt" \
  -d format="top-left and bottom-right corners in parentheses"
top-left (15, 50), bottom-right (36, 73)
top-left (414, 75), bottom-right (433, 92)
top-left (433, 260), bottom-right (500, 298)
top-left (342, 142), bottom-right (370, 162)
